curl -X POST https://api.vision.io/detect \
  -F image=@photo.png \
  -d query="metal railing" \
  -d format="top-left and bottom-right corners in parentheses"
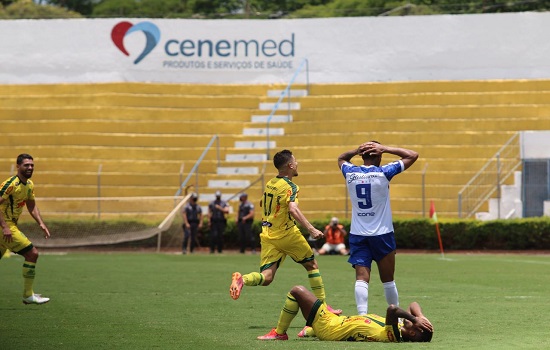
top-left (226, 163), bottom-right (267, 202)
top-left (266, 58), bottom-right (310, 160)
top-left (458, 132), bottom-right (522, 218)
top-left (174, 134), bottom-right (220, 198)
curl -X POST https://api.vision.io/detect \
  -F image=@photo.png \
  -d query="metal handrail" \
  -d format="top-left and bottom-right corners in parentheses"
top-left (458, 132), bottom-right (521, 218)
top-left (174, 135), bottom-right (220, 198)
top-left (266, 58), bottom-right (310, 160)
top-left (226, 163), bottom-right (267, 202)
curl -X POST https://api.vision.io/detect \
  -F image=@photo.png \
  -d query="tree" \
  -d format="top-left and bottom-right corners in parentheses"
top-left (46, 0), bottom-right (98, 16)
top-left (0, 0), bottom-right (82, 18)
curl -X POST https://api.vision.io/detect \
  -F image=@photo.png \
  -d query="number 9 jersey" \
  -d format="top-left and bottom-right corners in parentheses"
top-left (260, 176), bottom-right (300, 240)
top-left (340, 160), bottom-right (404, 236)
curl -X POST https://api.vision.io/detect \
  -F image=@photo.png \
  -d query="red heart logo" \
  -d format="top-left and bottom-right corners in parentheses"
top-left (111, 21), bottom-right (133, 56)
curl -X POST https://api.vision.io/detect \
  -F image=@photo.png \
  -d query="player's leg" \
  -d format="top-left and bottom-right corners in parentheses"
top-left (373, 232), bottom-right (398, 307)
top-left (11, 229), bottom-right (50, 304)
top-left (258, 285), bottom-right (316, 340)
top-left (283, 234), bottom-right (342, 315)
top-left (5, 225), bottom-right (48, 303)
top-left (229, 236), bottom-right (284, 300)
top-left (0, 245), bottom-right (6, 260)
top-left (348, 234), bottom-right (373, 315)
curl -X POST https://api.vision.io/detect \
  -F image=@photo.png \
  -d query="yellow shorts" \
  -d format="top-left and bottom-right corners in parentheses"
top-left (0, 223), bottom-right (33, 256)
top-left (259, 231), bottom-right (314, 271)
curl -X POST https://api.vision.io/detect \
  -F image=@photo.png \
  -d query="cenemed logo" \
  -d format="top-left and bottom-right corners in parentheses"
top-left (111, 21), bottom-right (161, 64)
top-left (111, 21), bottom-right (296, 68)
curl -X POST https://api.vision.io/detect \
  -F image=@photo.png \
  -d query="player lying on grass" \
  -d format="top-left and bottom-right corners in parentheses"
top-left (258, 285), bottom-right (433, 342)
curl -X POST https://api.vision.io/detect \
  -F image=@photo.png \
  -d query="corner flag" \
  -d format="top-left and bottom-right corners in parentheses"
top-left (430, 201), bottom-right (445, 258)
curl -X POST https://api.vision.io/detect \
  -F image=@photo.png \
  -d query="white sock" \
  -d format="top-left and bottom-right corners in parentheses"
top-left (383, 280), bottom-right (399, 306)
top-left (354, 280), bottom-right (369, 315)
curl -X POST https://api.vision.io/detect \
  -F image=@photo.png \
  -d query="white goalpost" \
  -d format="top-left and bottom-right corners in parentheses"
top-left (24, 194), bottom-right (193, 251)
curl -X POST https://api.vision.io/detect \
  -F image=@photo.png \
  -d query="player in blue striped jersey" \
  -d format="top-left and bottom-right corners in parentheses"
top-left (338, 141), bottom-right (418, 316)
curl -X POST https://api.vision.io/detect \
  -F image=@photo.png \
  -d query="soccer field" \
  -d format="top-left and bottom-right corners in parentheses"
top-left (1, 251), bottom-right (549, 349)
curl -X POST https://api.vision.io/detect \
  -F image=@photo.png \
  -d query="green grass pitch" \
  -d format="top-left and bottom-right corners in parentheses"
top-left (1, 251), bottom-right (549, 349)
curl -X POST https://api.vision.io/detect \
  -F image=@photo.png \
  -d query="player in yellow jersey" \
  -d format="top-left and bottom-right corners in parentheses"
top-left (229, 149), bottom-right (342, 340)
top-left (0, 154), bottom-right (51, 304)
top-left (267, 285), bottom-right (433, 342)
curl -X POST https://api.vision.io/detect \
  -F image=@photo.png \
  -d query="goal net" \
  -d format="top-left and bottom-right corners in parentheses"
top-left (18, 194), bottom-right (192, 249)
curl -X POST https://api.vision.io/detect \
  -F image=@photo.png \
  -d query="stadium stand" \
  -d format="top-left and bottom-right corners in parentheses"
top-left (1, 80), bottom-right (550, 220)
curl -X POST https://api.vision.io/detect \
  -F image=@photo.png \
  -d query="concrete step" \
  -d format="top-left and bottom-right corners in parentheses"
top-left (243, 128), bottom-right (285, 136)
top-left (259, 102), bottom-right (300, 110)
top-left (234, 140), bottom-right (276, 149)
top-left (217, 167), bottom-right (259, 175)
top-left (207, 179), bottom-right (250, 188)
top-left (226, 153), bottom-right (268, 162)
top-left (267, 89), bottom-right (309, 97)
top-left (251, 115), bottom-right (293, 123)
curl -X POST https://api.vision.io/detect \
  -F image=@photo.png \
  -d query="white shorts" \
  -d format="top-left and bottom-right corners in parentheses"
top-left (321, 242), bottom-right (346, 252)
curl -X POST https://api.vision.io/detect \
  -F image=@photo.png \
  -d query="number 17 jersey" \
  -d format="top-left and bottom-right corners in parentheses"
top-left (340, 161), bottom-right (404, 236)
top-left (260, 176), bottom-right (300, 240)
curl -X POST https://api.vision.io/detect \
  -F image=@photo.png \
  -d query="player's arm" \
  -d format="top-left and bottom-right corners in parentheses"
top-left (407, 302), bottom-right (433, 331)
top-left (337, 147), bottom-right (362, 168)
top-left (0, 197), bottom-right (13, 242)
top-left (26, 199), bottom-right (50, 239)
top-left (386, 305), bottom-right (433, 332)
top-left (288, 201), bottom-right (323, 239)
top-left (363, 143), bottom-right (419, 170)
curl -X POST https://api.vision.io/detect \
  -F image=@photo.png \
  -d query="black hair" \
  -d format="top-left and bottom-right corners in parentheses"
top-left (402, 329), bottom-right (433, 343)
top-left (420, 330), bottom-right (433, 342)
top-left (273, 149), bottom-right (293, 170)
top-left (360, 140), bottom-right (380, 162)
top-left (17, 154), bottom-right (33, 165)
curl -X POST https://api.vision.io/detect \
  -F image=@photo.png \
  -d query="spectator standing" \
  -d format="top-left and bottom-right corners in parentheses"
top-left (237, 193), bottom-right (256, 254)
top-left (208, 190), bottom-right (229, 254)
top-left (181, 192), bottom-right (202, 254)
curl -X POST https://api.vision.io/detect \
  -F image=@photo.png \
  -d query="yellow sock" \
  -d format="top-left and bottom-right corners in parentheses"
top-left (308, 269), bottom-right (326, 302)
top-left (275, 292), bottom-right (299, 335)
top-left (2, 249), bottom-right (11, 259)
top-left (242, 272), bottom-right (264, 286)
top-left (22, 261), bottom-right (36, 298)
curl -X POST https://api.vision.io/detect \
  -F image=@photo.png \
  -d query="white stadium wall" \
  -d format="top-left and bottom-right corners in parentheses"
top-left (1, 12), bottom-right (550, 84)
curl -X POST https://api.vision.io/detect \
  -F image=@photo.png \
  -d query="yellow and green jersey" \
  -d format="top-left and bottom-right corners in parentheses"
top-left (260, 176), bottom-right (300, 240)
top-left (311, 301), bottom-right (402, 342)
top-left (0, 176), bottom-right (35, 224)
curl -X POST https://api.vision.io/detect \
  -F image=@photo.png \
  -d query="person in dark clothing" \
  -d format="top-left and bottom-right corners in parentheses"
top-left (182, 192), bottom-right (203, 254)
top-left (237, 193), bottom-right (255, 254)
top-left (208, 190), bottom-right (229, 253)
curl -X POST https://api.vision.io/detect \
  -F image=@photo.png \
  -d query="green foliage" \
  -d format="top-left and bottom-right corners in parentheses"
top-left (0, 0), bottom-right (82, 18)
top-left (92, 0), bottom-right (193, 18)
top-left (23, 0), bottom-right (550, 19)
top-left (28, 217), bottom-right (550, 251)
